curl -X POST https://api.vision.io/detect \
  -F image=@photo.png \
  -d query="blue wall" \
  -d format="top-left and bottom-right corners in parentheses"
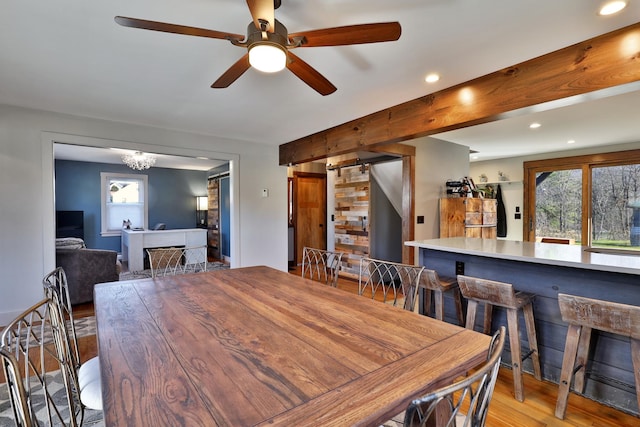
top-left (55, 160), bottom-right (208, 251)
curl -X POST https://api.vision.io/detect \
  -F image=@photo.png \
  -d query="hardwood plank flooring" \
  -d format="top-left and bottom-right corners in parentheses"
top-left (73, 268), bottom-right (638, 426)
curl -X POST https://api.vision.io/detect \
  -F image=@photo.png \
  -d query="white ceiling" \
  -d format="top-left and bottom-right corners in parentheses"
top-left (3, 1), bottom-right (640, 165)
top-left (54, 144), bottom-right (227, 171)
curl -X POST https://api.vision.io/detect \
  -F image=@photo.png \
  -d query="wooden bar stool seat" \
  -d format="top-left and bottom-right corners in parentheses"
top-left (555, 293), bottom-right (640, 419)
top-left (457, 274), bottom-right (542, 402)
top-left (420, 269), bottom-right (465, 325)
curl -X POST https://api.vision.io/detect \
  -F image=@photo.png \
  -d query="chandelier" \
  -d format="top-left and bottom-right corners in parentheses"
top-left (121, 151), bottom-right (156, 170)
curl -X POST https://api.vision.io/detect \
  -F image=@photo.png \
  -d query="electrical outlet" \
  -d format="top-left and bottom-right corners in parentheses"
top-left (455, 261), bottom-right (465, 276)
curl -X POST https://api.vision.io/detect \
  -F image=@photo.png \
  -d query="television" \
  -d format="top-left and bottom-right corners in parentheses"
top-left (56, 210), bottom-right (84, 239)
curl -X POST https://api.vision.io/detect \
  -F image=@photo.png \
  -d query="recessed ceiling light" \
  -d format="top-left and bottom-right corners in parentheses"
top-left (599, 1), bottom-right (627, 15)
top-left (567, 140), bottom-right (576, 144)
top-left (425, 73), bottom-right (440, 83)
top-left (529, 122), bottom-right (541, 129)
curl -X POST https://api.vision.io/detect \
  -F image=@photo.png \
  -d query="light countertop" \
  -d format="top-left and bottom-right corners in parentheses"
top-left (406, 237), bottom-right (640, 275)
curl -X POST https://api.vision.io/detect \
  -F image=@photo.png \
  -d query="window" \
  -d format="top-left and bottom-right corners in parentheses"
top-left (524, 150), bottom-right (640, 250)
top-left (101, 172), bottom-right (148, 236)
top-left (535, 169), bottom-right (582, 243)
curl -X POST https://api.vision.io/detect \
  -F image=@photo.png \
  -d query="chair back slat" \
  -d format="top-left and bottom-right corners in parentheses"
top-left (43, 267), bottom-right (80, 370)
top-left (0, 348), bottom-right (31, 426)
top-left (558, 293), bottom-right (640, 339)
top-left (403, 326), bottom-right (506, 427)
top-left (147, 245), bottom-right (208, 278)
top-left (359, 258), bottom-right (424, 311)
top-left (457, 275), bottom-right (518, 308)
top-left (301, 247), bottom-right (344, 287)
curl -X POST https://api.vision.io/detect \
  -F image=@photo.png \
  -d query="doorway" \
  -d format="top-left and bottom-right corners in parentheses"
top-left (293, 172), bottom-right (327, 265)
top-left (45, 135), bottom-right (241, 270)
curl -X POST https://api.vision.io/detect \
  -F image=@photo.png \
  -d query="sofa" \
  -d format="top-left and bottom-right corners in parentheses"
top-left (55, 238), bottom-right (120, 305)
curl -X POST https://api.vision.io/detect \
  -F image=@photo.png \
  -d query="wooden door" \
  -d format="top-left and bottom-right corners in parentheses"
top-left (294, 173), bottom-right (327, 264)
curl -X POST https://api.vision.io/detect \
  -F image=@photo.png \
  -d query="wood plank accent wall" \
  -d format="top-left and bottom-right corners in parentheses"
top-left (334, 165), bottom-right (370, 278)
top-left (279, 22), bottom-right (640, 166)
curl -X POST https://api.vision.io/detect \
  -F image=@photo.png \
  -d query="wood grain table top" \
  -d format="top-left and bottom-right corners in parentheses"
top-left (94, 266), bottom-right (491, 426)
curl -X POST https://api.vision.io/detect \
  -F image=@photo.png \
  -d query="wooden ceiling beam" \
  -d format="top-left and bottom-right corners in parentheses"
top-left (279, 22), bottom-right (640, 166)
top-left (365, 143), bottom-right (415, 157)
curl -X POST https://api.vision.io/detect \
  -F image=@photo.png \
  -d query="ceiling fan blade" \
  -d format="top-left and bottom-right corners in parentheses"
top-left (211, 54), bottom-right (251, 88)
top-left (115, 16), bottom-right (245, 41)
top-left (286, 51), bottom-right (337, 96)
top-left (289, 22), bottom-right (401, 47)
top-left (246, 0), bottom-right (275, 32)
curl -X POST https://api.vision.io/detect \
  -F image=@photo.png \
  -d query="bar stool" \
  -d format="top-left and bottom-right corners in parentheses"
top-left (457, 274), bottom-right (542, 402)
top-left (419, 269), bottom-right (465, 325)
top-left (555, 293), bottom-right (640, 419)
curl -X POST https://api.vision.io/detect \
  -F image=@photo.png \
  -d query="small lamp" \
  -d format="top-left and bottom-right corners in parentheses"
top-left (196, 196), bottom-right (208, 227)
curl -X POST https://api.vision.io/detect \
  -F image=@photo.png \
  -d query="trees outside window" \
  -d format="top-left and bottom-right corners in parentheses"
top-left (524, 150), bottom-right (640, 250)
top-left (535, 169), bottom-right (582, 242)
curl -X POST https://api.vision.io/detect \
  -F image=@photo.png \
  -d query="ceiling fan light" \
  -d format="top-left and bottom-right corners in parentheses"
top-left (249, 44), bottom-right (287, 73)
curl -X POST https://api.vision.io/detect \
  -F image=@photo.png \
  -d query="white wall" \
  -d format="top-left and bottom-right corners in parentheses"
top-left (321, 138), bottom-right (469, 262)
top-left (0, 104), bottom-right (288, 324)
top-left (411, 137), bottom-right (470, 263)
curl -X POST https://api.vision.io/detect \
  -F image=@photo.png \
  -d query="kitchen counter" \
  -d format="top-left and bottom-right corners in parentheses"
top-left (405, 237), bottom-right (640, 275)
top-left (406, 237), bottom-right (640, 415)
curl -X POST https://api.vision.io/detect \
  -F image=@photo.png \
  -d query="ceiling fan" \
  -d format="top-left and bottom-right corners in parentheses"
top-left (115, 0), bottom-right (401, 96)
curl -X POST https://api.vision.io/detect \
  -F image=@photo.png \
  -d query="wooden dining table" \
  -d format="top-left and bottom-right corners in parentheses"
top-left (94, 265), bottom-right (491, 426)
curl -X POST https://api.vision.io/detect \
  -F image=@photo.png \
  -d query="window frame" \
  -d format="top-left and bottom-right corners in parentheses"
top-left (100, 172), bottom-right (149, 237)
top-left (523, 149), bottom-right (640, 245)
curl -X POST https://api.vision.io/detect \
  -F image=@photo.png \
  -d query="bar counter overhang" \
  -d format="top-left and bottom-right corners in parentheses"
top-left (405, 237), bottom-right (640, 416)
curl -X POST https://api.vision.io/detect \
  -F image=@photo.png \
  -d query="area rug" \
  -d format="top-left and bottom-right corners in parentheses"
top-left (119, 261), bottom-right (229, 281)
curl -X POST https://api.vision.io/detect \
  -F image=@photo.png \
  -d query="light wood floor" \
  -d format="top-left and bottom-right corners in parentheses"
top-left (75, 268), bottom-right (639, 427)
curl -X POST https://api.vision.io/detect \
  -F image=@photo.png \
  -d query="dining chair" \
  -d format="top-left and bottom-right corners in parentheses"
top-left (147, 245), bottom-right (208, 277)
top-left (301, 247), bottom-right (344, 287)
top-left (402, 326), bottom-right (506, 427)
top-left (358, 257), bottom-right (425, 311)
top-left (43, 267), bottom-right (103, 412)
top-left (0, 298), bottom-right (82, 426)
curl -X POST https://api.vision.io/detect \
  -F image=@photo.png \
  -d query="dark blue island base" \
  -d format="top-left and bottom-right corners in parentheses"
top-left (409, 238), bottom-right (640, 416)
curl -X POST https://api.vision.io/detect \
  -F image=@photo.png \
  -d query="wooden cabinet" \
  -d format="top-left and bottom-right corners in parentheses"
top-left (440, 198), bottom-right (497, 239)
